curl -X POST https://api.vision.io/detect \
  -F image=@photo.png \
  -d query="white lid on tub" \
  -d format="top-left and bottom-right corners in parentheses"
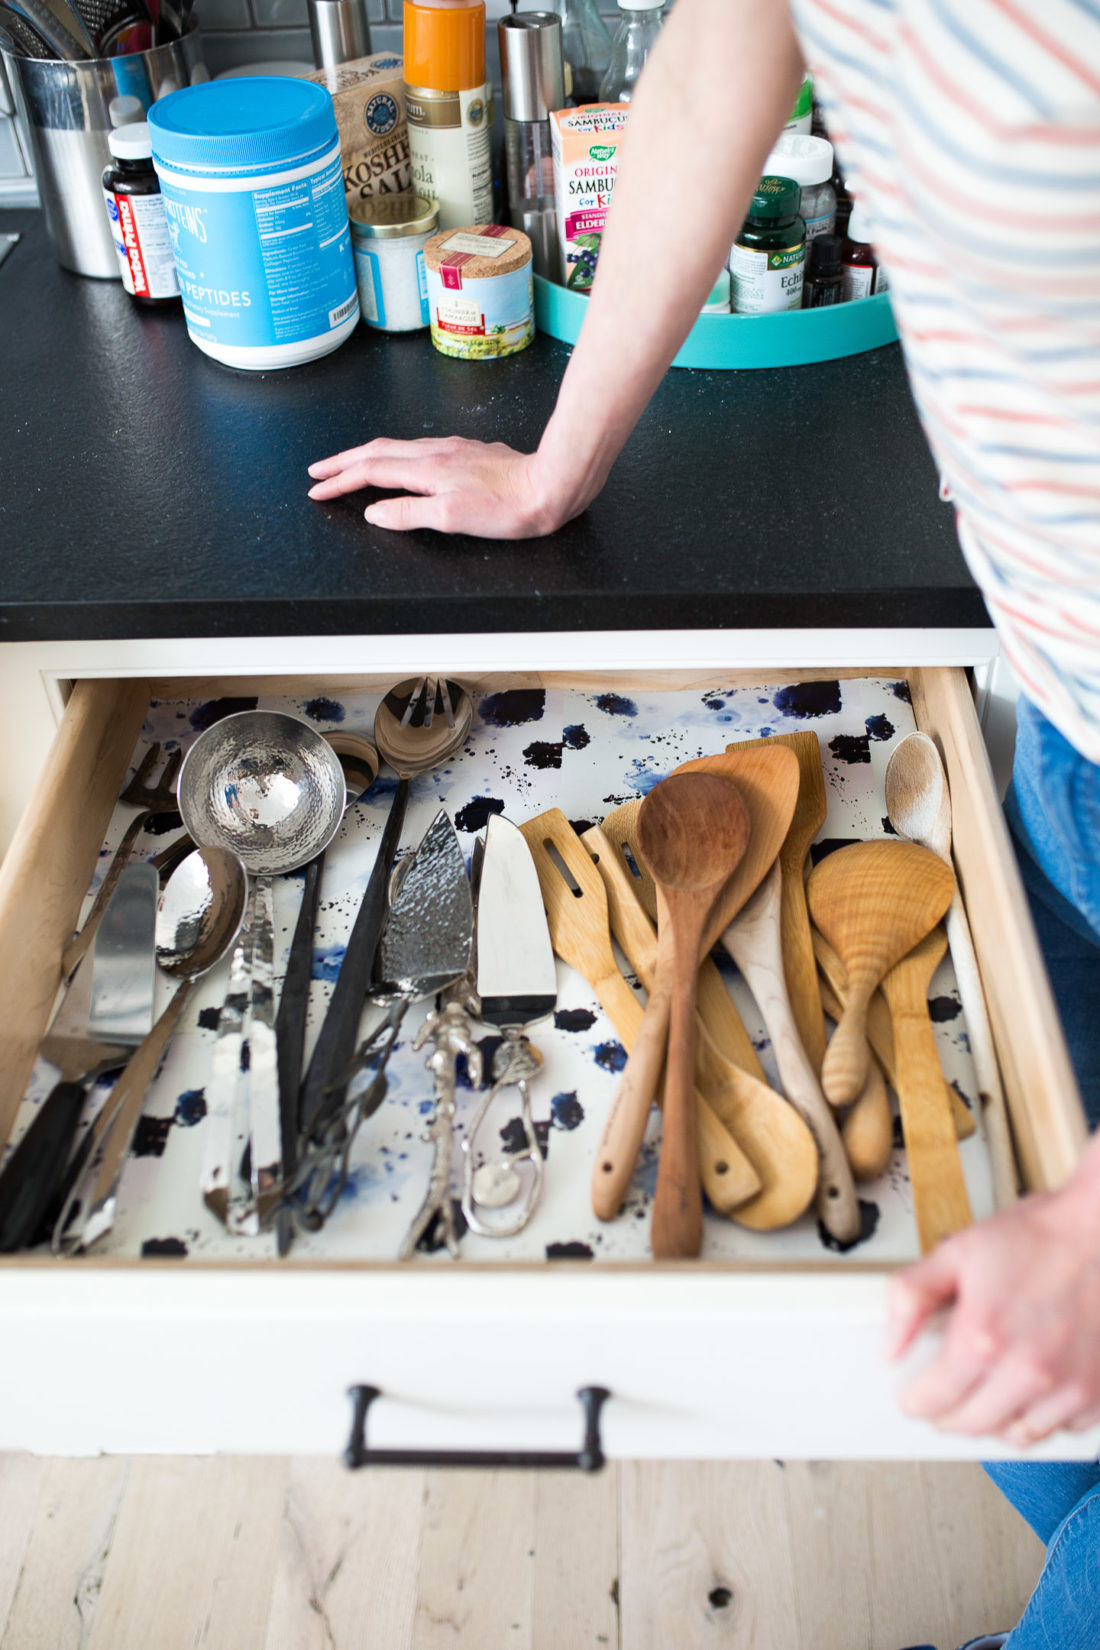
top-left (765, 132), bottom-right (833, 186)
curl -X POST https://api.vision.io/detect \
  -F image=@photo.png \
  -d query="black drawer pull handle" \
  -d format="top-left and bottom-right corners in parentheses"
top-left (344, 1384), bottom-right (611, 1473)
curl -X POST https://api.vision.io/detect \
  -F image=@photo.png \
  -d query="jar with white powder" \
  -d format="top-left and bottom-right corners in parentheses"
top-left (763, 132), bottom-right (836, 245)
top-left (349, 194), bottom-right (439, 332)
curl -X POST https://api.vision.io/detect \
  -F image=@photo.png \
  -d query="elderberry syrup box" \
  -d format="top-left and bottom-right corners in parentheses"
top-left (550, 103), bottom-right (629, 292)
top-left (305, 54), bottom-right (412, 210)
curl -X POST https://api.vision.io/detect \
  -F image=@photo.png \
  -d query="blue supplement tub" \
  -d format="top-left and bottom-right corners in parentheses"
top-left (148, 78), bottom-right (359, 370)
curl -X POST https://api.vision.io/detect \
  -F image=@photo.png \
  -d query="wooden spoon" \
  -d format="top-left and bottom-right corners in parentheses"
top-left (600, 799), bottom-right (766, 1082)
top-left (584, 824), bottom-right (818, 1229)
top-left (807, 841), bottom-right (954, 1106)
top-left (721, 861), bottom-right (860, 1244)
top-left (518, 810), bottom-right (761, 1214)
top-left (841, 1053), bottom-right (894, 1182)
top-left (881, 924), bottom-right (973, 1252)
top-left (725, 731), bottom-right (828, 1069)
top-left (636, 774), bottom-right (752, 1258)
top-left (814, 931), bottom-right (976, 1141)
top-left (596, 745), bottom-right (800, 1219)
top-left (885, 731), bottom-right (1017, 1207)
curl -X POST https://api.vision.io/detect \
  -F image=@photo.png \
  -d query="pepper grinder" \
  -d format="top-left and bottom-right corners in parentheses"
top-left (498, 11), bottom-right (565, 283)
top-left (309, 0), bottom-right (372, 71)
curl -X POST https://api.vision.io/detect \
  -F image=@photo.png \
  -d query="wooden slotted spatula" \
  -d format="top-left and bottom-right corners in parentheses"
top-left (584, 824), bottom-right (819, 1229)
top-left (881, 925), bottom-right (973, 1253)
top-left (725, 731), bottom-right (828, 1070)
top-left (807, 840), bottom-right (955, 1106)
top-left (518, 810), bottom-right (761, 1215)
top-left (636, 773), bottom-right (752, 1259)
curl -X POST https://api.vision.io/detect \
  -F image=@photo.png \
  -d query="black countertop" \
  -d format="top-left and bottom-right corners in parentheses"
top-left (1, 211), bottom-right (985, 643)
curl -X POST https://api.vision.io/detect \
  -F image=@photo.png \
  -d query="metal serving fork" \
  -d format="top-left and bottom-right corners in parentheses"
top-left (62, 743), bottom-right (183, 978)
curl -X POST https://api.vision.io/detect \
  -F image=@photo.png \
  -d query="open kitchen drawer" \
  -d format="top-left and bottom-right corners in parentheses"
top-left (0, 664), bottom-right (1088, 1462)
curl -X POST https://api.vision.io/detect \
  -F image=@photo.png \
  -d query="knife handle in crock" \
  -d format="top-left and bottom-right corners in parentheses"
top-left (0, 1081), bottom-right (87, 1252)
top-left (300, 776), bottom-right (409, 1139)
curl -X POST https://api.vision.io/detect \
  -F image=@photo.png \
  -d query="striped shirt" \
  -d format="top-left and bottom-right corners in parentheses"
top-left (791, 0), bottom-right (1100, 763)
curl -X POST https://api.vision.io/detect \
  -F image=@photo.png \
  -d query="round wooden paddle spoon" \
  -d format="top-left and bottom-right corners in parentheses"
top-left (807, 840), bottom-right (955, 1106)
top-left (636, 773), bottom-right (751, 1259)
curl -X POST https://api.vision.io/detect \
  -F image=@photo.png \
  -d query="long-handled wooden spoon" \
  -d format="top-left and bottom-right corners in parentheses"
top-left (725, 731), bottom-right (829, 1069)
top-left (595, 746), bottom-right (800, 1221)
top-left (813, 929), bottom-right (975, 1140)
top-left (636, 773), bottom-right (752, 1258)
top-left (721, 861), bottom-right (860, 1244)
top-left (599, 799), bottom-right (765, 1083)
top-left (519, 810), bottom-right (761, 1214)
top-left (807, 841), bottom-right (955, 1106)
top-left (584, 824), bottom-right (818, 1228)
top-left (885, 731), bottom-right (1017, 1207)
top-left (881, 925), bottom-right (973, 1252)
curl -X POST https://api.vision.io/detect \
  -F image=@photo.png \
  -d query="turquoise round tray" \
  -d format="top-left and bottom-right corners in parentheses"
top-left (533, 275), bottom-right (897, 370)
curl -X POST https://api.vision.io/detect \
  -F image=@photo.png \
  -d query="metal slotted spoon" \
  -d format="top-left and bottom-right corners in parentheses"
top-left (178, 711), bottom-right (346, 1233)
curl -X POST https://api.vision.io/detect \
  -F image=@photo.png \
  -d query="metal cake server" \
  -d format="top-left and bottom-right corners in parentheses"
top-left (296, 807), bottom-right (473, 1231)
top-left (461, 813), bottom-right (557, 1238)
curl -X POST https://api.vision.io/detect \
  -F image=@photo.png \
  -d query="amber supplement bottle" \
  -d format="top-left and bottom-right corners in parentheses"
top-left (101, 123), bottom-right (180, 307)
top-left (842, 204), bottom-right (888, 300)
top-left (729, 175), bottom-right (805, 315)
top-left (803, 232), bottom-right (844, 307)
top-left (404, 0), bottom-right (493, 231)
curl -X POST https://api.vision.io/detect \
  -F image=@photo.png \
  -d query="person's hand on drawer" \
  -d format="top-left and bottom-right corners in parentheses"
top-left (884, 1145), bottom-right (1100, 1443)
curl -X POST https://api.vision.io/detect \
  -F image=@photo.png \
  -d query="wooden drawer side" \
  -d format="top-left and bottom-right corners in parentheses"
top-left (910, 668), bottom-right (1087, 1192)
top-left (0, 679), bottom-right (150, 1146)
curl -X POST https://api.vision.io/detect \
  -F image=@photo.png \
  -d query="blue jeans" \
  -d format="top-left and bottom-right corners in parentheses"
top-left (982, 697), bottom-right (1100, 1648)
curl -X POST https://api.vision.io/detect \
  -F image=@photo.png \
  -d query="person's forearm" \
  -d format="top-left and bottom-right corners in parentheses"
top-left (533, 0), bottom-right (804, 515)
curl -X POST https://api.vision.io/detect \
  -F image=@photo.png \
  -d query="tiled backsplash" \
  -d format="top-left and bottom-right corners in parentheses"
top-left (0, 1), bottom-right (627, 201)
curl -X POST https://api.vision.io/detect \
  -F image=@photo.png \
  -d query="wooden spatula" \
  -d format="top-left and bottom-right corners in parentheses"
top-left (721, 861), bottom-right (860, 1245)
top-left (596, 746), bottom-right (798, 1226)
top-left (881, 925), bottom-right (973, 1253)
top-left (637, 774), bottom-right (752, 1258)
top-left (725, 731), bottom-right (828, 1069)
top-left (599, 799), bottom-right (765, 1083)
top-left (813, 929), bottom-right (975, 1140)
top-left (583, 824), bottom-right (818, 1229)
top-left (807, 841), bottom-right (955, 1106)
top-left (518, 810), bottom-right (761, 1215)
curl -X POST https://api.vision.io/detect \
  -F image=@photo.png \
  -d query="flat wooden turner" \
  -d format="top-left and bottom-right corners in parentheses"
top-left (882, 925), bottom-right (973, 1253)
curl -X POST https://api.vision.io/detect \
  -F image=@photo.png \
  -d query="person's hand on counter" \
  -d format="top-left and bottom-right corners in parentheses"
top-left (307, 0), bottom-right (804, 535)
top-left (885, 1132), bottom-right (1100, 1444)
top-left (308, 438), bottom-right (564, 537)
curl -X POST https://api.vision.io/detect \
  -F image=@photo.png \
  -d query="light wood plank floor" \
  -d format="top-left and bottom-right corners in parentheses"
top-left (0, 1457), bottom-right (1042, 1649)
